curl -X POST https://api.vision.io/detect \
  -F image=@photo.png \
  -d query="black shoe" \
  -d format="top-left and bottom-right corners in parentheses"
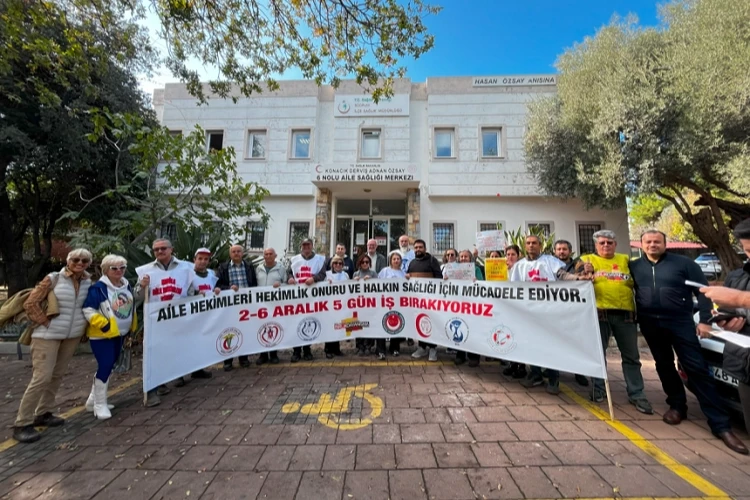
top-left (468, 359), bottom-right (480, 368)
top-left (326, 352), bottom-right (334, 359)
top-left (173, 377), bottom-right (186, 387)
top-left (407, 339), bottom-right (415, 346)
top-left (575, 374), bottom-right (589, 387)
top-left (33, 412), bottom-right (65, 427)
top-left (303, 352), bottom-right (314, 361)
top-left (239, 358), bottom-right (251, 368)
top-left (454, 357), bottom-right (466, 366)
top-left (291, 353), bottom-right (301, 363)
top-left (156, 384), bottom-right (172, 396)
top-left (191, 369), bottom-right (212, 379)
top-left (256, 356), bottom-right (268, 366)
top-left (502, 366), bottom-right (515, 376)
top-left (13, 425), bottom-right (41, 443)
top-left (223, 362), bottom-right (234, 372)
top-left (512, 368), bottom-right (527, 379)
top-left (270, 355), bottom-right (280, 364)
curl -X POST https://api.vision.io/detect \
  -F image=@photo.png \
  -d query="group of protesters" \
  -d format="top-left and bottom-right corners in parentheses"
top-left (10, 221), bottom-right (750, 456)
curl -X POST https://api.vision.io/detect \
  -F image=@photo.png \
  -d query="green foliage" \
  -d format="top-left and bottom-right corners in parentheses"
top-left (524, 0), bottom-right (750, 273)
top-left (504, 226), bottom-right (556, 256)
top-left (65, 110), bottom-right (270, 253)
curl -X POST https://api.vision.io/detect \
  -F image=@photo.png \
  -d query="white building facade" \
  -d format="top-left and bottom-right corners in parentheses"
top-left (153, 75), bottom-right (628, 259)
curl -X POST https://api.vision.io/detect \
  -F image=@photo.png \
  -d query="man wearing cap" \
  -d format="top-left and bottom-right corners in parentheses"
top-left (287, 238), bottom-right (326, 362)
top-left (174, 248), bottom-right (216, 385)
top-left (214, 244), bottom-right (258, 371)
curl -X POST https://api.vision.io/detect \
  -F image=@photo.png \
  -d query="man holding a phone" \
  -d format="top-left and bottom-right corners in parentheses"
top-left (631, 230), bottom-right (747, 454)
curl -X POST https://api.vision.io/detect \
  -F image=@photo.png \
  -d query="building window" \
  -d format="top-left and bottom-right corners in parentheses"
top-left (160, 222), bottom-right (177, 243)
top-left (479, 222), bottom-right (504, 233)
top-left (481, 127), bottom-right (502, 158)
top-left (169, 130), bottom-right (182, 138)
top-left (526, 222), bottom-right (553, 238)
top-left (434, 128), bottom-right (455, 158)
top-left (246, 221), bottom-right (266, 252)
top-left (246, 130), bottom-right (266, 159)
top-left (288, 221), bottom-right (311, 253)
top-left (291, 129), bottom-right (311, 159)
top-left (200, 221), bottom-right (223, 245)
top-left (206, 131), bottom-right (224, 152)
top-left (360, 129), bottom-right (381, 159)
top-left (577, 223), bottom-right (603, 255)
top-left (432, 223), bottom-right (455, 254)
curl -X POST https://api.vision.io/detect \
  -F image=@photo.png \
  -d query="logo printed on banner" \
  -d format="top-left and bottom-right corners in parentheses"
top-left (297, 317), bottom-right (322, 342)
top-left (487, 324), bottom-right (517, 354)
top-left (445, 317), bottom-right (469, 345)
top-left (334, 311), bottom-right (370, 336)
top-left (382, 311), bottom-right (405, 335)
top-left (415, 313), bottom-right (433, 338)
top-left (258, 322), bottom-right (284, 347)
top-left (216, 327), bottom-right (243, 356)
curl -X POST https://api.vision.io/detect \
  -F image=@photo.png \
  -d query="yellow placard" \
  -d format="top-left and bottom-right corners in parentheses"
top-left (484, 258), bottom-right (508, 281)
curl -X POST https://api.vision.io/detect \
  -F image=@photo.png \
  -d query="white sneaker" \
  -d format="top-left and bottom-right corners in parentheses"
top-left (428, 348), bottom-right (438, 362)
top-left (412, 347), bottom-right (428, 358)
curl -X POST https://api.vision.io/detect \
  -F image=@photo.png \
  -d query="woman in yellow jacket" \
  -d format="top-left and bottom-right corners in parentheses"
top-left (83, 254), bottom-right (138, 420)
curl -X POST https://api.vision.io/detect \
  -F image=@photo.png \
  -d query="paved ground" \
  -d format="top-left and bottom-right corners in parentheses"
top-left (0, 343), bottom-right (749, 500)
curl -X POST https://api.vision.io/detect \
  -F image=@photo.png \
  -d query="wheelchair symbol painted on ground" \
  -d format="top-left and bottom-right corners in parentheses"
top-left (281, 383), bottom-right (383, 430)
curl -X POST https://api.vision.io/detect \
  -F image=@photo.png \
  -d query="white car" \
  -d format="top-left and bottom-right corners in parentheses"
top-left (678, 336), bottom-right (743, 415)
top-left (695, 253), bottom-right (721, 275)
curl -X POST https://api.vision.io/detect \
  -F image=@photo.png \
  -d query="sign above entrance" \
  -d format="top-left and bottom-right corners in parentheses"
top-left (314, 163), bottom-right (419, 183)
top-left (334, 94), bottom-right (410, 117)
top-left (472, 75), bottom-right (557, 87)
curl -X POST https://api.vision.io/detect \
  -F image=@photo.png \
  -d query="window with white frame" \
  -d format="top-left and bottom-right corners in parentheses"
top-left (206, 131), bottom-right (224, 152)
top-left (360, 129), bottom-right (381, 159)
top-left (434, 128), bottom-right (455, 158)
top-left (288, 221), bottom-right (311, 253)
top-left (479, 222), bottom-right (504, 233)
top-left (160, 222), bottom-right (177, 243)
top-left (577, 223), bottom-right (603, 256)
top-left (481, 127), bottom-right (502, 158)
top-left (432, 222), bottom-right (455, 254)
top-left (201, 221), bottom-right (223, 245)
top-left (291, 129), bottom-right (311, 159)
top-left (245, 130), bottom-right (266, 159)
top-left (246, 221), bottom-right (266, 252)
top-left (526, 222), bottom-right (553, 238)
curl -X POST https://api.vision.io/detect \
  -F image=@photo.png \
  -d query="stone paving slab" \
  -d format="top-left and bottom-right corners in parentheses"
top-left (0, 344), bottom-right (748, 499)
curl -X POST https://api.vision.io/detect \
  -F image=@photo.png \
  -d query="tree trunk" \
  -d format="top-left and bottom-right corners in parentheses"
top-left (689, 207), bottom-right (743, 277)
top-left (0, 160), bottom-right (28, 295)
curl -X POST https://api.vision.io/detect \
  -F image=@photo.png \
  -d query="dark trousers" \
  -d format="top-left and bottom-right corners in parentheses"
top-left (324, 342), bottom-right (341, 353)
top-left (389, 338), bottom-right (402, 353)
top-left (224, 355), bottom-right (249, 366)
top-left (419, 341), bottom-right (435, 349)
top-left (293, 345), bottom-right (312, 356)
top-left (455, 351), bottom-right (479, 362)
top-left (90, 336), bottom-right (123, 383)
top-left (640, 317), bottom-right (731, 434)
top-left (258, 351), bottom-right (278, 361)
top-left (739, 381), bottom-right (750, 433)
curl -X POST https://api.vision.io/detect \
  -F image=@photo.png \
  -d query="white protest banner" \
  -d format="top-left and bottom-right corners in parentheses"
top-left (143, 280), bottom-right (605, 392)
top-left (136, 264), bottom-right (194, 301)
top-left (442, 263), bottom-right (476, 281)
top-left (476, 230), bottom-right (506, 255)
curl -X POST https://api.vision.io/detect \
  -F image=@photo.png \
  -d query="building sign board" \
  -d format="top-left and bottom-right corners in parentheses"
top-left (472, 75), bottom-right (557, 87)
top-left (334, 94), bottom-right (410, 117)
top-left (314, 163), bottom-right (418, 182)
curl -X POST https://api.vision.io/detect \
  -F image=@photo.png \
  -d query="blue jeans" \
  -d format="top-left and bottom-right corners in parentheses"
top-left (639, 317), bottom-right (731, 434)
top-left (592, 310), bottom-right (647, 400)
top-left (90, 336), bottom-right (124, 383)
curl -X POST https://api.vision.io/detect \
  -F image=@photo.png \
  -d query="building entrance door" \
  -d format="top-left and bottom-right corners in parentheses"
top-left (334, 199), bottom-right (407, 260)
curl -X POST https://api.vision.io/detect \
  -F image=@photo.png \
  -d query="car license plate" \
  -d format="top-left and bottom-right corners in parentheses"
top-left (710, 366), bottom-right (739, 387)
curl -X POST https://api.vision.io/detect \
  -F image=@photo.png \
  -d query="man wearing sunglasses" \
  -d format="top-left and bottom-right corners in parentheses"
top-left (135, 238), bottom-right (195, 406)
top-left (580, 230), bottom-right (652, 415)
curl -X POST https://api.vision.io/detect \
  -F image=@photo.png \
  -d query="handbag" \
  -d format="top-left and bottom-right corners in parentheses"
top-left (113, 336), bottom-right (133, 373)
top-left (18, 273), bottom-right (60, 346)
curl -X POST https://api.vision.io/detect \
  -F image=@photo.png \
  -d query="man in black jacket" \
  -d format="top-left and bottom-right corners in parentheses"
top-left (707, 219), bottom-right (750, 437)
top-left (631, 230), bottom-right (747, 455)
top-left (407, 239), bottom-right (442, 361)
top-left (214, 244), bottom-right (258, 371)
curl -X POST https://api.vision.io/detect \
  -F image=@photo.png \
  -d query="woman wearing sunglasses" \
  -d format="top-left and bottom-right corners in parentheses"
top-left (13, 249), bottom-right (93, 443)
top-left (82, 254), bottom-right (138, 420)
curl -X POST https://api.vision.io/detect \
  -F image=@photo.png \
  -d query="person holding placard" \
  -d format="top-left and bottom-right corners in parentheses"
top-left (502, 245), bottom-right (526, 378)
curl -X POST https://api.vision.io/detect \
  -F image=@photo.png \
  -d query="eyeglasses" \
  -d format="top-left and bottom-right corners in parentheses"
top-left (152, 247), bottom-right (170, 253)
top-left (361, 261), bottom-right (371, 265)
top-left (109, 265), bottom-right (127, 271)
top-left (597, 241), bottom-right (615, 246)
top-left (446, 253), bottom-right (456, 257)
top-left (70, 258), bottom-right (90, 264)
top-left (333, 262), bottom-right (344, 265)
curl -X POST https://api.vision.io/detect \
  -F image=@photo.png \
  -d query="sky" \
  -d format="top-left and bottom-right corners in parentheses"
top-left (138, 0), bottom-right (663, 97)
